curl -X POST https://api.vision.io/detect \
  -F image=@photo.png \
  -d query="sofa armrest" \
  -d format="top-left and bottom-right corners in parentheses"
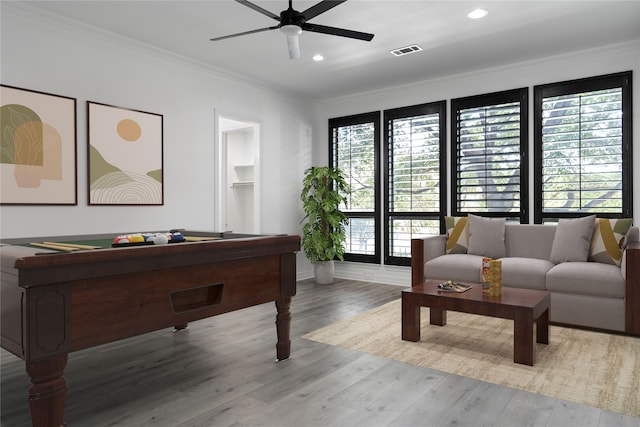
top-left (411, 236), bottom-right (447, 286)
top-left (625, 241), bottom-right (640, 336)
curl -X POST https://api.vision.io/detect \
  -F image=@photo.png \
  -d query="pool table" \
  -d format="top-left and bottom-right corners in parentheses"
top-left (0, 231), bottom-right (299, 427)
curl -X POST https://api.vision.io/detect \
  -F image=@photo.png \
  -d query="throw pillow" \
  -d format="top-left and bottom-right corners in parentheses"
top-left (467, 214), bottom-right (506, 259)
top-left (589, 218), bottom-right (633, 266)
top-left (549, 215), bottom-right (596, 264)
top-left (445, 216), bottom-right (469, 254)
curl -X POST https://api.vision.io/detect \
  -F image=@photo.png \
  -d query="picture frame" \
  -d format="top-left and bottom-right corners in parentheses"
top-left (87, 101), bottom-right (163, 205)
top-left (1, 84), bottom-right (78, 205)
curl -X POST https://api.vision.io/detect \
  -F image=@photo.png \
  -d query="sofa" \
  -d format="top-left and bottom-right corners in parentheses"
top-left (411, 214), bottom-right (640, 336)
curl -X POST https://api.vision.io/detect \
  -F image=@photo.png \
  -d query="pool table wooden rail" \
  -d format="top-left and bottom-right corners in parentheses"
top-left (2, 232), bottom-right (297, 286)
top-left (0, 231), bottom-right (299, 427)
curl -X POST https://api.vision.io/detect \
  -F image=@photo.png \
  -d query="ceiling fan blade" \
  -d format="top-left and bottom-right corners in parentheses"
top-left (210, 26), bottom-right (279, 42)
top-left (303, 23), bottom-right (374, 41)
top-left (285, 34), bottom-right (301, 59)
top-left (301, 0), bottom-right (347, 20)
top-left (235, 0), bottom-right (280, 21)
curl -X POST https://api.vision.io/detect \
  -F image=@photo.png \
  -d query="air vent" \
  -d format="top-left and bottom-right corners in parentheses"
top-left (390, 45), bottom-right (423, 57)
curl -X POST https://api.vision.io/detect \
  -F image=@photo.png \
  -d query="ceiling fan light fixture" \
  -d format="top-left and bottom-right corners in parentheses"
top-left (285, 36), bottom-right (301, 59)
top-left (280, 24), bottom-right (302, 37)
top-left (280, 24), bottom-right (302, 59)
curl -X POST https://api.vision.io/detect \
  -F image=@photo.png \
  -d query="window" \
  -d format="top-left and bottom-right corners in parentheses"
top-left (383, 102), bottom-right (446, 266)
top-left (330, 112), bottom-right (380, 263)
top-left (451, 88), bottom-right (528, 222)
top-left (534, 72), bottom-right (632, 222)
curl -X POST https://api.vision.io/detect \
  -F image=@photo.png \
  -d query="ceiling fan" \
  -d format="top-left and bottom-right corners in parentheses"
top-left (210, 0), bottom-right (374, 59)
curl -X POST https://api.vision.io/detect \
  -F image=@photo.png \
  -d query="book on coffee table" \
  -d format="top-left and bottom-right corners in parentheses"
top-left (437, 281), bottom-right (472, 293)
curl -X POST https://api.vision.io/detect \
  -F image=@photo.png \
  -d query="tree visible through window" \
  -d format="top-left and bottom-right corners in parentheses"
top-left (324, 72), bottom-right (632, 268)
top-left (452, 88), bottom-right (528, 221)
top-left (384, 102), bottom-right (446, 265)
top-left (330, 112), bottom-right (380, 263)
top-left (534, 72), bottom-right (632, 222)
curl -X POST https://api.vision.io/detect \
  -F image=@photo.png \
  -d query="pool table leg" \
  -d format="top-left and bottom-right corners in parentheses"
top-left (173, 323), bottom-right (189, 332)
top-left (26, 354), bottom-right (68, 427)
top-left (275, 297), bottom-right (292, 361)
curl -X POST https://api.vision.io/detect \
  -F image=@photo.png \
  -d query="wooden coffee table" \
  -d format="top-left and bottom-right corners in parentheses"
top-left (402, 280), bottom-right (550, 366)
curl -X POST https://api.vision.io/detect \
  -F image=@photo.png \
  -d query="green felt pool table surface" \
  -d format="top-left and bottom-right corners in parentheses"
top-left (9, 230), bottom-right (258, 252)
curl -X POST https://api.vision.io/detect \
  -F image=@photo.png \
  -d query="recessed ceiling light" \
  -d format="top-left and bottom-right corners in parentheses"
top-left (312, 54), bottom-right (324, 62)
top-left (467, 9), bottom-right (488, 19)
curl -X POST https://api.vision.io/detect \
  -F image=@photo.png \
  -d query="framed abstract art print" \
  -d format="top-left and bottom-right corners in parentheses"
top-left (1, 85), bottom-right (77, 205)
top-left (87, 102), bottom-right (163, 205)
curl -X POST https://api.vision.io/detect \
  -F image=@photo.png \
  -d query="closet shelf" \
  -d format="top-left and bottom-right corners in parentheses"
top-left (231, 181), bottom-right (254, 188)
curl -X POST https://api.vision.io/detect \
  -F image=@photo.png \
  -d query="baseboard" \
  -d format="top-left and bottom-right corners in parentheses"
top-left (297, 261), bottom-right (411, 286)
top-left (335, 262), bottom-right (411, 286)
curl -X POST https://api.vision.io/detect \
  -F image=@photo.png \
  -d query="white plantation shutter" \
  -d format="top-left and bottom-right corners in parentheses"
top-left (457, 102), bottom-right (521, 212)
top-left (388, 114), bottom-right (441, 212)
top-left (335, 122), bottom-right (376, 212)
top-left (330, 112), bottom-right (380, 263)
top-left (452, 89), bottom-right (527, 220)
top-left (384, 102), bottom-right (445, 264)
top-left (534, 72), bottom-right (632, 222)
top-left (541, 89), bottom-right (622, 213)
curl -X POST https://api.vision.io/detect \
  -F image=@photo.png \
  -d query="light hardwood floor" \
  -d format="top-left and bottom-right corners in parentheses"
top-left (2, 279), bottom-right (639, 427)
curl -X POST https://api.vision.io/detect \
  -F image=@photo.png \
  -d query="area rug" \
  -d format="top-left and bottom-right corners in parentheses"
top-left (302, 300), bottom-right (640, 417)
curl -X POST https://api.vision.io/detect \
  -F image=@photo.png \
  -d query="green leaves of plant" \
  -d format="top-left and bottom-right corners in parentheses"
top-left (300, 166), bottom-right (351, 263)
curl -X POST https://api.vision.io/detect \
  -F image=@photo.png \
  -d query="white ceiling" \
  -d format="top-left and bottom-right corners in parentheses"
top-left (19, 1), bottom-right (640, 100)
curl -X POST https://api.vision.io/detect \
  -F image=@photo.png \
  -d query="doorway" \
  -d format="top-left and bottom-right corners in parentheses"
top-left (218, 116), bottom-right (260, 234)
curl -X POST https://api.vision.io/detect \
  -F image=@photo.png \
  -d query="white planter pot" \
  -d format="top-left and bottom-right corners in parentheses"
top-left (314, 260), bottom-right (335, 285)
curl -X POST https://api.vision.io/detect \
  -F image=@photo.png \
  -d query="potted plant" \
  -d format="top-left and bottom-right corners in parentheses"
top-left (300, 166), bottom-right (350, 284)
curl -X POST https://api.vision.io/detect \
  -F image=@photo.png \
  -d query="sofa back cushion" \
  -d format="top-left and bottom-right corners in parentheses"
top-left (505, 224), bottom-right (557, 260)
top-left (503, 223), bottom-right (638, 263)
top-left (549, 215), bottom-right (596, 264)
top-left (467, 214), bottom-right (506, 258)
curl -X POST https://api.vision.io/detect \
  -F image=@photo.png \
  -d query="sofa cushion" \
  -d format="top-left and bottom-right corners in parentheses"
top-left (549, 215), bottom-right (596, 264)
top-left (467, 214), bottom-right (506, 259)
top-left (424, 254), bottom-right (483, 283)
top-left (550, 292), bottom-right (625, 332)
top-left (505, 224), bottom-right (556, 260)
top-left (589, 217), bottom-right (633, 266)
top-left (445, 216), bottom-right (469, 254)
top-left (546, 262), bottom-right (625, 299)
top-left (499, 257), bottom-right (554, 290)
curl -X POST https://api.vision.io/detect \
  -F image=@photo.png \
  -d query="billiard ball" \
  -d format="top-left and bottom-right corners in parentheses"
top-left (154, 234), bottom-right (169, 245)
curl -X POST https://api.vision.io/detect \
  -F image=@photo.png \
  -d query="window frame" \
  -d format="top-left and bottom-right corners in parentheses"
top-left (533, 71), bottom-right (633, 223)
top-left (329, 111), bottom-right (381, 264)
top-left (450, 88), bottom-right (529, 223)
top-left (383, 101), bottom-right (447, 266)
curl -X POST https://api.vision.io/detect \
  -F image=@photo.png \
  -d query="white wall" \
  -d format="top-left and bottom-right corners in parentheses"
top-left (314, 40), bottom-right (640, 286)
top-left (2, 4), bottom-right (639, 286)
top-left (0, 3), bottom-right (314, 263)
